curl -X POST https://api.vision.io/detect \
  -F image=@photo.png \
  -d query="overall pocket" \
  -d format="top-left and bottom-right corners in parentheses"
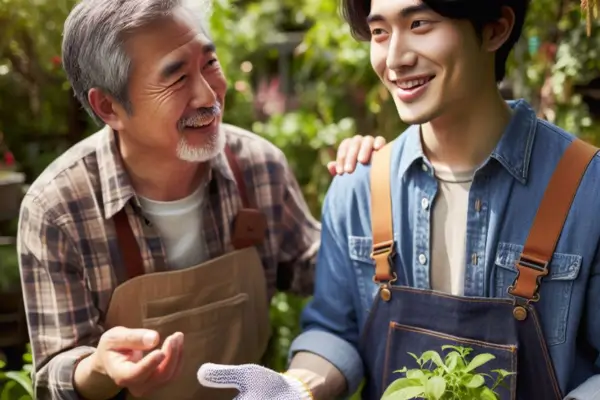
top-left (493, 242), bottom-right (582, 346)
top-left (384, 323), bottom-right (518, 400)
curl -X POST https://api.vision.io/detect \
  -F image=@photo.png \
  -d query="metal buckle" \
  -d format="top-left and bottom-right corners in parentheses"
top-left (371, 240), bottom-right (396, 284)
top-left (370, 240), bottom-right (395, 258)
top-left (517, 256), bottom-right (548, 273)
top-left (507, 255), bottom-right (547, 303)
top-left (372, 272), bottom-right (398, 284)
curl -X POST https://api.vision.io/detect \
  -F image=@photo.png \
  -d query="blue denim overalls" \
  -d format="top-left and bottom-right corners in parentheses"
top-left (359, 139), bottom-right (598, 400)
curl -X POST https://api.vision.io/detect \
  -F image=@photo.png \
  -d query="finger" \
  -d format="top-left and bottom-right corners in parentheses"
top-left (335, 139), bottom-right (350, 175)
top-left (197, 363), bottom-right (259, 390)
top-left (374, 135), bottom-right (387, 149)
top-left (327, 161), bottom-right (337, 176)
top-left (104, 327), bottom-right (160, 351)
top-left (110, 349), bottom-right (165, 387)
top-left (154, 333), bottom-right (183, 382)
top-left (344, 135), bottom-right (363, 173)
top-left (357, 135), bottom-right (375, 163)
top-left (170, 334), bottom-right (185, 379)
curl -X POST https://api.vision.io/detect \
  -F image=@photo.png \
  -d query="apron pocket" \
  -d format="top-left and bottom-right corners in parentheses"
top-left (384, 322), bottom-right (517, 400)
top-left (142, 293), bottom-right (254, 363)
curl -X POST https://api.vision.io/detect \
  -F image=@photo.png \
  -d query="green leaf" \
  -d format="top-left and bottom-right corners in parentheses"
top-left (4, 371), bottom-right (34, 397)
top-left (382, 378), bottom-right (423, 399)
top-left (491, 369), bottom-right (515, 379)
top-left (407, 352), bottom-right (421, 366)
top-left (444, 351), bottom-right (460, 371)
top-left (405, 369), bottom-right (425, 380)
top-left (425, 376), bottom-right (447, 399)
top-left (465, 374), bottom-right (485, 388)
top-left (480, 386), bottom-right (500, 400)
top-left (421, 350), bottom-right (446, 370)
top-left (386, 386), bottom-right (426, 400)
top-left (464, 353), bottom-right (496, 372)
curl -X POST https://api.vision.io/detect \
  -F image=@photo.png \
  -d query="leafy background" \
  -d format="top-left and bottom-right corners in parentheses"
top-left (0, 0), bottom-right (599, 398)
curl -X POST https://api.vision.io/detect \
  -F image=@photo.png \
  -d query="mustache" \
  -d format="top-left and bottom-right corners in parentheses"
top-left (178, 101), bottom-right (222, 130)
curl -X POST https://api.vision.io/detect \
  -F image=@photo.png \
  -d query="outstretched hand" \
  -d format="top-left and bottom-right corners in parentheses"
top-left (328, 134), bottom-right (387, 176)
top-left (197, 363), bottom-right (312, 400)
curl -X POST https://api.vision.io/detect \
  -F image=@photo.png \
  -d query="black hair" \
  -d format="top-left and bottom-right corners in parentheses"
top-left (340, 0), bottom-right (530, 82)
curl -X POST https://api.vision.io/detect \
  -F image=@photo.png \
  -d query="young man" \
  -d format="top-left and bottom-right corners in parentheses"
top-left (17, 0), bottom-right (383, 399)
top-left (198, 0), bottom-right (600, 399)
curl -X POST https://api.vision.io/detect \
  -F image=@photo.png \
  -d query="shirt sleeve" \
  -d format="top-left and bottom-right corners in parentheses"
top-left (276, 154), bottom-right (321, 296)
top-left (288, 180), bottom-right (364, 396)
top-left (18, 195), bottom-right (104, 400)
top-left (565, 253), bottom-right (600, 400)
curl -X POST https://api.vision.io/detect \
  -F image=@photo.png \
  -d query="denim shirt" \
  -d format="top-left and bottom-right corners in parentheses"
top-left (290, 100), bottom-right (600, 399)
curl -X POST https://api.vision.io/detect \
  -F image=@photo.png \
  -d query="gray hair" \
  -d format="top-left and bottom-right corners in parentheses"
top-left (62, 0), bottom-right (213, 125)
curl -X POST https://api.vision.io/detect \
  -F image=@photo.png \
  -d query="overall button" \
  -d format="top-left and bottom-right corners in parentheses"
top-left (422, 164), bottom-right (428, 172)
top-left (418, 254), bottom-right (427, 265)
top-left (513, 306), bottom-right (528, 321)
top-left (421, 198), bottom-right (430, 210)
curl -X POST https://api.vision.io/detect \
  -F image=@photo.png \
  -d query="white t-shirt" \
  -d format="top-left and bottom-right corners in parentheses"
top-left (138, 185), bottom-right (208, 270)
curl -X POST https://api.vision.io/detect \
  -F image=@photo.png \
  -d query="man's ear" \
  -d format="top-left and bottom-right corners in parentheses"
top-left (88, 88), bottom-right (126, 131)
top-left (482, 6), bottom-right (516, 53)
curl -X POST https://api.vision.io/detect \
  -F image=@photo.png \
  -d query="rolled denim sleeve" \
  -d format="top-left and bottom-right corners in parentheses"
top-left (289, 179), bottom-right (364, 396)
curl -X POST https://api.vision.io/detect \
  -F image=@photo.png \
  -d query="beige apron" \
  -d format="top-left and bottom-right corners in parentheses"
top-left (104, 146), bottom-right (272, 400)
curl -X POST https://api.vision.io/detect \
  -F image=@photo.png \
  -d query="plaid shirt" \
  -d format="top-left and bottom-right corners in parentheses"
top-left (17, 124), bottom-right (321, 399)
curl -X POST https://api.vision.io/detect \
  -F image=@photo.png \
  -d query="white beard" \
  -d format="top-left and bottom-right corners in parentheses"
top-left (176, 130), bottom-right (226, 162)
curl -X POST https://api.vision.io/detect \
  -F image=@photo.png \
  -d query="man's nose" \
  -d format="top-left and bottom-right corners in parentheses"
top-left (386, 34), bottom-right (417, 71)
top-left (190, 74), bottom-right (218, 109)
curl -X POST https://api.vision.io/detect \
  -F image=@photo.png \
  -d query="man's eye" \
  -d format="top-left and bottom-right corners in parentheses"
top-left (174, 75), bottom-right (187, 84)
top-left (371, 28), bottom-right (387, 36)
top-left (207, 59), bottom-right (219, 68)
top-left (411, 20), bottom-right (430, 29)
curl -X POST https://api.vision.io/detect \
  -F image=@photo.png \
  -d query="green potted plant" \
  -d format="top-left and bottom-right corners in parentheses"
top-left (381, 345), bottom-right (514, 400)
top-left (0, 343), bottom-right (34, 400)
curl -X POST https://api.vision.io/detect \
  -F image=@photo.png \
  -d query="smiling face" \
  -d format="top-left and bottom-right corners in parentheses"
top-left (108, 7), bottom-right (227, 162)
top-left (368, 0), bottom-right (494, 125)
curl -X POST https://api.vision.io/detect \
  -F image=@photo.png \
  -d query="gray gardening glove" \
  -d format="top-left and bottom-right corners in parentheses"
top-left (197, 363), bottom-right (313, 400)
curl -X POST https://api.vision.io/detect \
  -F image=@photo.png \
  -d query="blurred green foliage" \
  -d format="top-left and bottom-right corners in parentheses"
top-left (0, 0), bottom-right (599, 398)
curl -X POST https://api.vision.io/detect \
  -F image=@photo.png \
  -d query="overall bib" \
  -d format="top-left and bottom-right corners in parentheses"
top-left (104, 146), bottom-right (271, 400)
top-left (360, 139), bottom-right (598, 400)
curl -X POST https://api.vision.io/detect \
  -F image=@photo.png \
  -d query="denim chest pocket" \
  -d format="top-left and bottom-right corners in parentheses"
top-left (493, 242), bottom-right (582, 346)
top-left (349, 236), bottom-right (381, 312)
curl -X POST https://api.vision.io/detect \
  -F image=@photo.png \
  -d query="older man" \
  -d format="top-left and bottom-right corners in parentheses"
top-left (17, 0), bottom-right (384, 399)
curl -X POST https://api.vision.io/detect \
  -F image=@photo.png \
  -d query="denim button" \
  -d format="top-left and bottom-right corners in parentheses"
top-left (418, 253), bottom-right (427, 265)
top-left (421, 198), bottom-right (430, 210)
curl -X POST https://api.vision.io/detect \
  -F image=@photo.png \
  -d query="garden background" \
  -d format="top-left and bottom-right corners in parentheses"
top-left (0, 0), bottom-right (599, 398)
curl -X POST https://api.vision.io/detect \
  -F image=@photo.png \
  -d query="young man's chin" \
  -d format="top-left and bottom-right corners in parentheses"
top-left (396, 105), bottom-right (439, 126)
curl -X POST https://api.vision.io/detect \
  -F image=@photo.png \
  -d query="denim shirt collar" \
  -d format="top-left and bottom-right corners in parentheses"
top-left (397, 99), bottom-right (537, 184)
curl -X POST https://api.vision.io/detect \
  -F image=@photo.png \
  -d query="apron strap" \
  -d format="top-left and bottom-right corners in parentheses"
top-left (369, 138), bottom-right (599, 294)
top-left (224, 145), bottom-right (253, 209)
top-left (509, 139), bottom-right (598, 301)
top-left (370, 143), bottom-right (396, 282)
top-left (114, 209), bottom-right (145, 280)
top-left (113, 144), bottom-right (259, 280)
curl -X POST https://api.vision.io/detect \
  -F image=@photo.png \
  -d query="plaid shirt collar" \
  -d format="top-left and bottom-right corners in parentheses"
top-left (96, 125), bottom-right (236, 220)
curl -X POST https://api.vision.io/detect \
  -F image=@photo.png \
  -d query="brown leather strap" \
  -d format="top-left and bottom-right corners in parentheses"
top-left (224, 145), bottom-right (252, 209)
top-left (114, 209), bottom-right (145, 280)
top-left (509, 139), bottom-right (598, 300)
top-left (370, 143), bottom-right (396, 282)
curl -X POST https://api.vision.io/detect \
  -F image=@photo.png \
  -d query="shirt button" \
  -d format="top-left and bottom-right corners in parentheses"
top-left (422, 163), bottom-right (428, 172)
top-left (418, 253), bottom-right (427, 265)
top-left (421, 198), bottom-right (430, 210)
